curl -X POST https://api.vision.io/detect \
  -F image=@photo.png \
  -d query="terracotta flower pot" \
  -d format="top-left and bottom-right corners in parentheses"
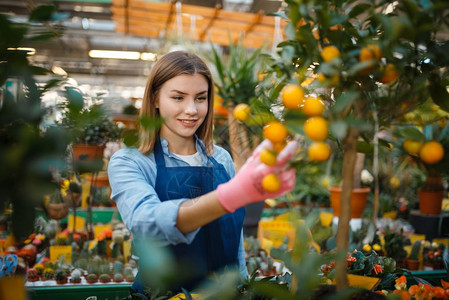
top-left (329, 186), bottom-right (370, 219)
top-left (72, 144), bottom-right (105, 163)
top-left (406, 259), bottom-right (420, 270)
top-left (418, 190), bottom-right (444, 215)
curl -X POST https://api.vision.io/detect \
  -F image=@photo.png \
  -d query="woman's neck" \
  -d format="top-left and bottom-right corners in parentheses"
top-left (161, 134), bottom-right (196, 155)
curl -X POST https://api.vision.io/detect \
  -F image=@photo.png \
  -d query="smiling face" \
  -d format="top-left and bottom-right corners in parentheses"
top-left (157, 73), bottom-right (209, 150)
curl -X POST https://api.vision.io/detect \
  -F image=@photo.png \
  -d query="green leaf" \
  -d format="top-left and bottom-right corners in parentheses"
top-left (65, 86), bottom-right (85, 112)
top-left (332, 91), bottom-right (359, 114)
top-left (429, 80), bottom-right (449, 113)
top-left (399, 127), bottom-right (425, 140)
top-left (285, 23), bottom-right (297, 41)
top-left (29, 5), bottom-right (57, 22)
top-left (330, 120), bottom-right (348, 139)
top-left (356, 140), bottom-right (373, 154)
top-left (348, 3), bottom-right (373, 19)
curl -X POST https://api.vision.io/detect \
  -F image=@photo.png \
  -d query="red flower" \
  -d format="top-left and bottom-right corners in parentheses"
top-left (373, 264), bottom-right (383, 275)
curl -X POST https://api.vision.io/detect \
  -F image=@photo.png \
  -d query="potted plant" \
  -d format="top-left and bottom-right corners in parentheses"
top-left (70, 269), bottom-right (82, 284)
top-left (41, 268), bottom-right (54, 281)
top-left (55, 268), bottom-right (68, 284)
top-left (406, 240), bottom-right (422, 271)
top-left (26, 268), bottom-right (39, 282)
top-left (57, 92), bottom-right (122, 173)
top-left (99, 273), bottom-right (111, 283)
top-left (384, 228), bottom-right (409, 268)
top-left (395, 121), bottom-right (449, 215)
top-left (265, 0), bottom-right (449, 289)
top-left (113, 273), bottom-right (124, 283)
top-left (85, 273), bottom-right (98, 284)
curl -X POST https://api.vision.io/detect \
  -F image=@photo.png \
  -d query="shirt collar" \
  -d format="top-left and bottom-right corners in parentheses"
top-left (159, 135), bottom-right (209, 163)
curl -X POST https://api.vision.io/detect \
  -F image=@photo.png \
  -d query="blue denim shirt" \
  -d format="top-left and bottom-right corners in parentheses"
top-left (108, 137), bottom-right (248, 277)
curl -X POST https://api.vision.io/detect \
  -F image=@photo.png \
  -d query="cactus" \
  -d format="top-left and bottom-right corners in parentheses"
top-left (409, 240), bottom-right (422, 260)
top-left (113, 273), bottom-right (124, 282)
top-left (42, 268), bottom-right (54, 280)
top-left (99, 273), bottom-right (111, 282)
top-left (86, 273), bottom-right (97, 283)
top-left (98, 263), bottom-right (110, 275)
top-left (55, 268), bottom-right (67, 282)
top-left (113, 261), bottom-right (123, 275)
top-left (71, 269), bottom-right (82, 282)
top-left (123, 266), bottom-right (133, 277)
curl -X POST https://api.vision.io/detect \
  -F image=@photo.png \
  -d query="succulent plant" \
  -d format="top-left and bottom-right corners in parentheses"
top-left (86, 273), bottom-right (97, 282)
top-left (55, 268), bottom-right (67, 282)
top-left (26, 268), bottom-right (39, 281)
top-left (71, 269), bottom-right (82, 281)
top-left (113, 273), bottom-right (124, 282)
top-left (99, 273), bottom-right (111, 282)
top-left (42, 268), bottom-right (54, 280)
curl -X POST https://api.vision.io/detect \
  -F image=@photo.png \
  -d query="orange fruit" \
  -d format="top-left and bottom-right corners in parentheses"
top-left (262, 173), bottom-right (281, 193)
top-left (281, 84), bottom-right (305, 110)
top-left (359, 44), bottom-right (382, 62)
top-left (321, 46), bottom-right (340, 62)
top-left (317, 73), bottom-right (339, 86)
top-left (389, 176), bottom-right (400, 189)
top-left (372, 244), bottom-right (382, 252)
top-left (273, 140), bottom-right (287, 153)
top-left (263, 121), bottom-right (288, 144)
top-left (302, 96), bottom-right (325, 116)
top-left (304, 117), bottom-right (329, 141)
top-left (233, 103), bottom-right (251, 122)
top-left (260, 149), bottom-right (277, 166)
top-left (380, 63), bottom-right (398, 84)
top-left (419, 140), bottom-right (444, 165)
top-left (402, 139), bottom-right (423, 156)
top-left (308, 141), bottom-right (331, 162)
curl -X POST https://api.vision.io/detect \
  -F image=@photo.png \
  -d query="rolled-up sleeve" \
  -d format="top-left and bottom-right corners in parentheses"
top-left (108, 149), bottom-right (200, 246)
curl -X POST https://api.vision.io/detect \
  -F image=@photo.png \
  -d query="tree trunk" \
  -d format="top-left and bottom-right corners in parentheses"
top-left (335, 126), bottom-right (359, 290)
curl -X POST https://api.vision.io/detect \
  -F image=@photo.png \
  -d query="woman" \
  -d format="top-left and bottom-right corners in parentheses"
top-left (108, 51), bottom-right (298, 293)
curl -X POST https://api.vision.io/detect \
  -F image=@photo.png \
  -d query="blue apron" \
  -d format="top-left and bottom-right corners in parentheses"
top-left (132, 138), bottom-right (245, 293)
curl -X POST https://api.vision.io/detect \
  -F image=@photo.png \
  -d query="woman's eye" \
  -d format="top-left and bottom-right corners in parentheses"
top-left (197, 96), bottom-right (207, 101)
top-left (172, 96), bottom-right (183, 100)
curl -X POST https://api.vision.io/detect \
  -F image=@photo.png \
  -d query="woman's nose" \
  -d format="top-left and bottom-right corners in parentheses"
top-left (184, 99), bottom-right (198, 114)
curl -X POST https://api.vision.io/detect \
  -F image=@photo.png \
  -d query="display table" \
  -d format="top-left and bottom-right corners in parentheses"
top-left (409, 210), bottom-right (449, 240)
top-left (37, 207), bottom-right (122, 224)
top-left (26, 281), bottom-right (132, 300)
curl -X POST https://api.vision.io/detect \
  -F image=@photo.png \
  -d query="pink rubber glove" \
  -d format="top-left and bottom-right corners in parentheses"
top-left (216, 139), bottom-right (299, 212)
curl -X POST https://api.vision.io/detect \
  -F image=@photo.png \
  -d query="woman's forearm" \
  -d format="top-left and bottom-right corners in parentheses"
top-left (176, 191), bottom-right (228, 233)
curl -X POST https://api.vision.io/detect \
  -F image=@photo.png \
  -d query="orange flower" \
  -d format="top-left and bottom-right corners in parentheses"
top-left (441, 279), bottom-right (449, 289)
top-left (432, 286), bottom-right (446, 299)
top-left (104, 228), bottom-right (113, 239)
top-left (97, 232), bottom-right (106, 241)
top-left (395, 275), bottom-right (407, 290)
top-left (408, 285), bottom-right (420, 295)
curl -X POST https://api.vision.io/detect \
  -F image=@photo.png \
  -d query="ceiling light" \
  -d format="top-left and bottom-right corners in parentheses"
top-left (7, 47), bottom-right (36, 55)
top-left (89, 50), bottom-right (140, 60)
top-left (140, 52), bottom-right (157, 61)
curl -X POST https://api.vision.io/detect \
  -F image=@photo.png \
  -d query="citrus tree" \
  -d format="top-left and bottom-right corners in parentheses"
top-left (262, 0), bottom-right (449, 289)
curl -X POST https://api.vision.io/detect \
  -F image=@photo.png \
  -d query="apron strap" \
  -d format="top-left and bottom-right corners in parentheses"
top-left (154, 136), bottom-right (166, 167)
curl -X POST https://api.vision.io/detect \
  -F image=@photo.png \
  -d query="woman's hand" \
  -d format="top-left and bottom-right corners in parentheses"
top-left (216, 139), bottom-right (299, 212)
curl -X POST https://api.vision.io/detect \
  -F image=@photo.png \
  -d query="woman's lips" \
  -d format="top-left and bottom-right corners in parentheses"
top-left (179, 119), bottom-right (198, 127)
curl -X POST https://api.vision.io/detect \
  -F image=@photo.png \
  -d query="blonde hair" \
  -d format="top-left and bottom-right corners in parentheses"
top-left (138, 51), bottom-right (215, 155)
